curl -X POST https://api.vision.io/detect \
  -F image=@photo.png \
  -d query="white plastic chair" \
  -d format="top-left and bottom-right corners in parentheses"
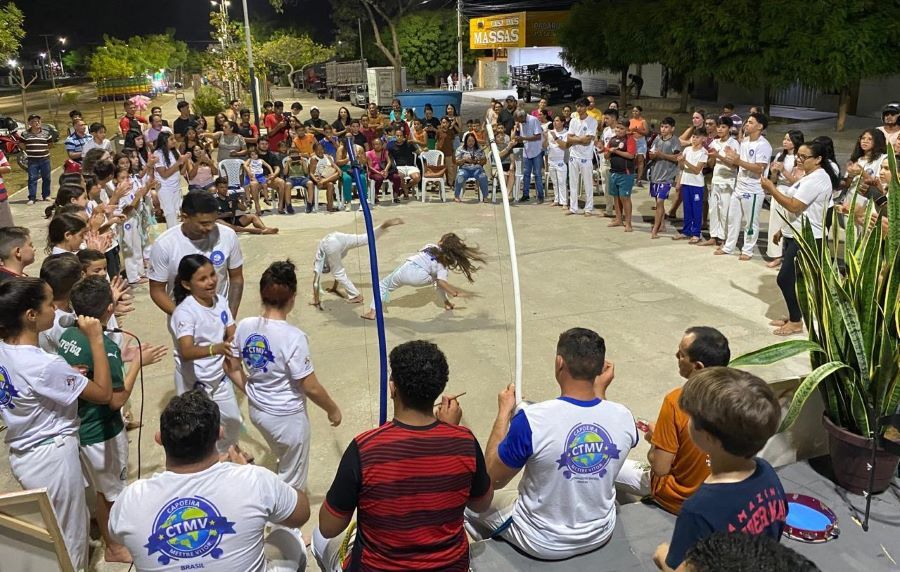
top-left (218, 159), bottom-right (245, 192)
top-left (418, 150), bottom-right (446, 203)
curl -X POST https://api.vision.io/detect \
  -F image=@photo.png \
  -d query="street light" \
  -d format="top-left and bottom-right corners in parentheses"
top-left (58, 37), bottom-right (67, 76)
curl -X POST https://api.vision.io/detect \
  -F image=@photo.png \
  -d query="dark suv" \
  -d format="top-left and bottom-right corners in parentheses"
top-left (511, 64), bottom-right (583, 103)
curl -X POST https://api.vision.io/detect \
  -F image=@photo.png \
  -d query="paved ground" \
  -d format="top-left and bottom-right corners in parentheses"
top-left (0, 85), bottom-right (878, 570)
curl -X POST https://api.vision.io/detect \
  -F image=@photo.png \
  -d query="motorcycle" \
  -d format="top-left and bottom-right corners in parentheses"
top-left (0, 116), bottom-right (61, 170)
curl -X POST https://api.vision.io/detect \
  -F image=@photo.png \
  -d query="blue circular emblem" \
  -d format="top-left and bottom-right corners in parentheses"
top-left (145, 496), bottom-right (236, 565)
top-left (556, 423), bottom-right (621, 480)
top-left (220, 310), bottom-right (228, 325)
top-left (124, 222), bottom-right (131, 230)
top-left (0, 365), bottom-right (20, 410)
top-left (241, 334), bottom-right (275, 373)
top-left (209, 250), bottom-right (225, 267)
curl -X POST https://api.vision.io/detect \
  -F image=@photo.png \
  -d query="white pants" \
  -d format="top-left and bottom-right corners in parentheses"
top-left (600, 164), bottom-right (613, 216)
top-left (80, 430), bottom-right (129, 502)
top-left (9, 435), bottom-right (88, 571)
top-left (312, 525), bottom-right (354, 572)
top-left (319, 232), bottom-right (369, 299)
top-left (708, 183), bottom-right (733, 240)
top-left (369, 261), bottom-right (446, 311)
top-left (614, 458), bottom-right (652, 497)
top-left (766, 185), bottom-right (792, 258)
top-left (265, 524), bottom-right (308, 572)
top-left (723, 191), bottom-right (764, 257)
top-left (568, 157), bottom-right (593, 214)
top-left (159, 186), bottom-right (182, 229)
top-left (120, 215), bottom-right (145, 283)
top-left (249, 404), bottom-right (311, 490)
top-left (548, 159), bottom-right (568, 205)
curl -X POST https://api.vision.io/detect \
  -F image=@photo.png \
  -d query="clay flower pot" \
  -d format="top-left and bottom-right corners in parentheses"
top-left (822, 414), bottom-right (900, 495)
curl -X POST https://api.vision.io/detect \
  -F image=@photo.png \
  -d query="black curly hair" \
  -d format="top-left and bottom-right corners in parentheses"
top-left (684, 532), bottom-right (819, 572)
top-left (260, 259), bottom-right (297, 309)
top-left (389, 340), bottom-right (449, 413)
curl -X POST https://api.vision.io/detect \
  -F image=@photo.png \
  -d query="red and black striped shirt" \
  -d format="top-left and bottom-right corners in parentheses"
top-left (324, 420), bottom-right (491, 571)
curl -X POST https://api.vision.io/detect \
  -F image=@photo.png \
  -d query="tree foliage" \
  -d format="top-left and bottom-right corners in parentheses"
top-left (258, 33), bottom-right (335, 82)
top-left (0, 2), bottom-right (25, 62)
top-left (87, 32), bottom-right (188, 81)
top-left (395, 10), bottom-right (474, 83)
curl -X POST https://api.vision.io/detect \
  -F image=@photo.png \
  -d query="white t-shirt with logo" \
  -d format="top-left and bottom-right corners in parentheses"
top-left (709, 137), bottom-right (740, 185)
top-left (149, 223), bottom-right (243, 301)
top-left (782, 168), bottom-right (833, 240)
top-left (680, 146), bottom-right (709, 187)
top-left (547, 130), bottom-right (568, 164)
top-left (566, 115), bottom-right (598, 161)
top-left (233, 318), bottom-right (314, 416)
top-left (0, 342), bottom-right (88, 452)
top-left (109, 462), bottom-right (298, 572)
top-left (154, 149), bottom-right (183, 195)
top-left (497, 396), bottom-right (637, 556)
top-left (735, 136), bottom-right (773, 195)
top-left (171, 295), bottom-right (234, 391)
top-left (406, 245), bottom-right (448, 282)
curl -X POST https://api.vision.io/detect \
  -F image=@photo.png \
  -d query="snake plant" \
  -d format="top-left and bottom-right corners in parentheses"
top-left (730, 152), bottom-right (900, 438)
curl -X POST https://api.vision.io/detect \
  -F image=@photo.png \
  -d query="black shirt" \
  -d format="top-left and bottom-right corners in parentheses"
top-left (498, 108), bottom-right (516, 134)
top-left (390, 141), bottom-right (417, 167)
top-left (351, 132), bottom-right (367, 149)
top-left (423, 116), bottom-right (440, 142)
top-left (173, 115), bottom-right (199, 137)
top-left (259, 150), bottom-right (282, 175)
top-left (304, 118), bottom-right (327, 140)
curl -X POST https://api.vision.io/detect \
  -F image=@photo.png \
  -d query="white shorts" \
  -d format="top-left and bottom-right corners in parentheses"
top-left (80, 430), bottom-right (129, 501)
top-left (396, 166), bottom-right (420, 177)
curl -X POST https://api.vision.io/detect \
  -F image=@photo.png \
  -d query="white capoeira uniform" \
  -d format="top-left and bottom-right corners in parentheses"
top-left (708, 136), bottom-right (740, 241)
top-left (314, 227), bottom-right (385, 299)
top-left (547, 130), bottom-right (568, 206)
top-left (566, 114), bottom-right (598, 214)
top-left (234, 317), bottom-right (315, 489)
top-left (119, 175), bottom-right (147, 283)
top-left (767, 153), bottom-right (797, 258)
top-left (154, 149), bottom-right (184, 229)
top-left (722, 135), bottom-right (772, 257)
top-left (370, 244), bottom-right (449, 311)
top-left (0, 342), bottom-right (91, 571)
top-left (171, 294), bottom-right (242, 455)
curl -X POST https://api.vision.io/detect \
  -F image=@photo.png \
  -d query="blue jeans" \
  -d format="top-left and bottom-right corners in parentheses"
top-left (455, 166), bottom-right (489, 199)
top-left (521, 151), bottom-right (544, 199)
top-left (27, 158), bottom-right (52, 201)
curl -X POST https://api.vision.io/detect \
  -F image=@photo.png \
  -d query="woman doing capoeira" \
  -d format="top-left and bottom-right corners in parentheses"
top-left (361, 233), bottom-right (485, 320)
top-left (311, 218), bottom-right (404, 309)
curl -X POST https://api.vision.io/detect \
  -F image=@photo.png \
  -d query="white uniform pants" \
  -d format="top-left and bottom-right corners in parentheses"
top-left (249, 404), bottom-right (311, 490)
top-left (312, 525), bottom-right (354, 572)
top-left (601, 164), bottom-right (614, 216)
top-left (191, 379), bottom-right (243, 454)
top-left (321, 232), bottom-right (369, 299)
top-left (766, 185), bottom-right (792, 258)
top-left (708, 183), bottom-right (733, 240)
top-left (568, 157), bottom-right (593, 214)
top-left (120, 215), bottom-right (145, 283)
top-left (369, 261), bottom-right (446, 311)
top-left (159, 186), bottom-right (182, 229)
top-left (265, 524), bottom-right (308, 572)
top-left (548, 159), bottom-right (568, 206)
top-left (9, 435), bottom-right (88, 571)
top-left (723, 191), bottom-right (764, 257)
top-left (614, 458), bottom-right (652, 497)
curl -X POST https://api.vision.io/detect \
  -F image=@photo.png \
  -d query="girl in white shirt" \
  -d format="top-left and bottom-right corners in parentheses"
top-left (46, 212), bottom-right (87, 255)
top-left (232, 260), bottom-right (342, 489)
top-left (0, 277), bottom-right (112, 571)
top-left (761, 141), bottom-right (838, 336)
top-left (766, 130), bottom-right (804, 265)
top-left (170, 253), bottom-right (243, 454)
top-left (154, 131), bottom-right (190, 229)
top-left (361, 233), bottom-right (486, 320)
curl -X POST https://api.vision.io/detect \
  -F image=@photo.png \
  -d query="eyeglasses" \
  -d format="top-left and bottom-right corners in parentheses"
top-left (796, 154), bottom-right (811, 161)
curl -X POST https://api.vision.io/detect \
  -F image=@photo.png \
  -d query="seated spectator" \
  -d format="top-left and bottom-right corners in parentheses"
top-left (186, 145), bottom-right (219, 191)
top-left (653, 367), bottom-right (787, 571)
top-left (411, 118), bottom-right (428, 150)
top-left (453, 133), bottom-right (490, 202)
top-left (389, 130), bottom-right (421, 198)
top-left (213, 177), bottom-right (278, 235)
top-left (616, 327), bottom-right (730, 514)
top-left (312, 340), bottom-right (492, 571)
top-left (82, 123), bottom-right (113, 155)
top-left (283, 149), bottom-right (316, 213)
top-left (292, 124), bottom-right (316, 158)
top-left (236, 108), bottom-right (260, 144)
top-left (465, 328), bottom-right (638, 560)
top-left (681, 531), bottom-right (820, 572)
top-left (310, 142), bottom-right (340, 212)
top-left (472, 118), bottom-right (488, 147)
top-left (365, 138), bottom-right (403, 202)
top-left (109, 390), bottom-right (309, 571)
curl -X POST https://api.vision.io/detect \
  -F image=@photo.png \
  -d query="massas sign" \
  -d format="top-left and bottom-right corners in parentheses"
top-left (469, 11), bottom-right (568, 50)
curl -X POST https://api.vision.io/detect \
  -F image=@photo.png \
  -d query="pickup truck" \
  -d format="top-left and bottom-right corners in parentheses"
top-left (510, 64), bottom-right (583, 103)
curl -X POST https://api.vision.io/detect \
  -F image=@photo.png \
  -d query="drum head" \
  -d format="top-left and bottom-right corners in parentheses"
top-left (784, 493), bottom-right (840, 543)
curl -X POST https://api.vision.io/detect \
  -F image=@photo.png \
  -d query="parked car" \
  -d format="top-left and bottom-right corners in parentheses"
top-left (510, 64), bottom-right (583, 103)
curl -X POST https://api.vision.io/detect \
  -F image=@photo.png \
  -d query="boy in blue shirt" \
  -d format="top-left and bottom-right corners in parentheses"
top-left (653, 367), bottom-right (787, 571)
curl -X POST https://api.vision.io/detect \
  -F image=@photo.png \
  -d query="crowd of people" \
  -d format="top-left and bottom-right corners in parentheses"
top-left (0, 91), bottom-right (896, 572)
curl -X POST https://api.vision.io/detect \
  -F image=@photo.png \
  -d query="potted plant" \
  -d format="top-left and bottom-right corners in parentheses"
top-left (730, 153), bottom-right (900, 495)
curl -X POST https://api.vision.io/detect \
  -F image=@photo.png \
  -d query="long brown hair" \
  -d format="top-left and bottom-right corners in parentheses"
top-left (427, 233), bottom-right (486, 282)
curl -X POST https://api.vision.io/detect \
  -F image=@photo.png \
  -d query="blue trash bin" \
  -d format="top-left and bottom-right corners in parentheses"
top-left (393, 91), bottom-right (463, 120)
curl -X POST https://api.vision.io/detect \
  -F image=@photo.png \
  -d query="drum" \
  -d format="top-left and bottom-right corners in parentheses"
top-left (784, 493), bottom-right (839, 543)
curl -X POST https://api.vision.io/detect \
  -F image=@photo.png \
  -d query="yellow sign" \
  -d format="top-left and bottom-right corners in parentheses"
top-left (469, 12), bottom-right (526, 49)
top-left (524, 11), bottom-right (568, 47)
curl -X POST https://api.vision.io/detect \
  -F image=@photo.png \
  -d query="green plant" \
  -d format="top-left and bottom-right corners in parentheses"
top-left (731, 155), bottom-right (900, 439)
top-left (62, 91), bottom-right (80, 106)
top-left (193, 85), bottom-right (225, 116)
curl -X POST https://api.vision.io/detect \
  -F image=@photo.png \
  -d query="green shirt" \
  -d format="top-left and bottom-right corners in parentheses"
top-left (58, 329), bottom-right (126, 446)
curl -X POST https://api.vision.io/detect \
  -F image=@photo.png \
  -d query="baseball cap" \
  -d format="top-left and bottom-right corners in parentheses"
top-left (505, 95), bottom-right (516, 102)
top-left (27, 113), bottom-right (41, 121)
top-left (310, 106), bottom-right (319, 112)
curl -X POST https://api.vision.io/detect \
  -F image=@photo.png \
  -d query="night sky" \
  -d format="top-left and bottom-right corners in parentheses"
top-left (18, 0), bottom-right (334, 53)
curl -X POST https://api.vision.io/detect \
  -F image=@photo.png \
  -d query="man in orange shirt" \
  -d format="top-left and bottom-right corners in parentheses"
top-left (293, 124), bottom-right (317, 158)
top-left (615, 326), bottom-right (730, 514)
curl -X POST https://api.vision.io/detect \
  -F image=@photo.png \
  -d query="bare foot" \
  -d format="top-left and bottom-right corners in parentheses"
top-left (773, 323), bottom-right (803, 336)
top-left (104, 544), bottom-right (133, 564)
top-left (701, 239), bottom-right (718, 247)
top-left (566, 210), bottom-right (578, 216)
top-left (624, 225), bottom-right (633, 232)
top-left (688, 237), bottom-right (700, 244)
top-left (713, 249), bottom-right (727, 256)
top-left (650, 233), bottom-right (659, 239)
top-left (767, 258), bottom-right (783, 268)
top-left (739, 254), bottom-right (752, 261)
top-left (361, 310), bottom-right (376, 320)
top-left (261, 227), bottom-right (279, 235)
top-left (347, 295), bottom-right (364, 304)
top-left (325, 284), bottom-right (340, 295)
top-left (672, 234), bottom-right (688, 240)
top-left (444, 300), bottom-right (455, 310)
top-left (769, 318), bottom-right (788, 327)
top-left (607, 221), bottom-right (623, 227)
